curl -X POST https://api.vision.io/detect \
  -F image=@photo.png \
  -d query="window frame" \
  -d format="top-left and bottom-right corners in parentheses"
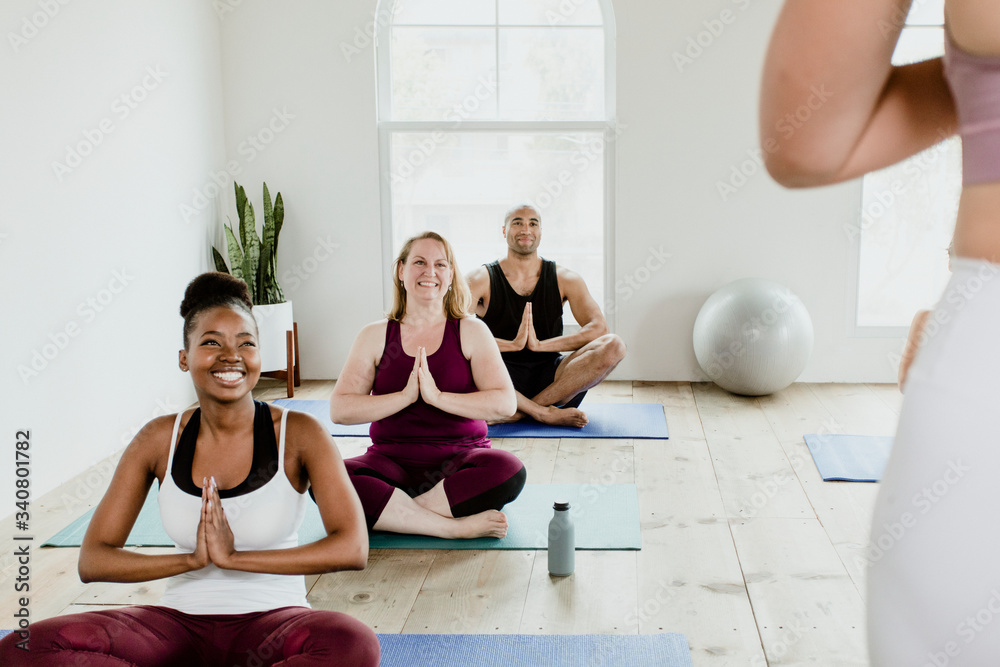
top-left (374, 0), bottom-right (618, 329)
top-left (848, 12), bottom-right (955, 338)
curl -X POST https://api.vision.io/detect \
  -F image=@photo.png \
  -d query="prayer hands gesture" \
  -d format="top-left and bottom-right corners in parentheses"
top-left (191, 476), bottom-right (237, 570)
top-left (402, 347), bottom-right (443, 407)
top-left (512, 303), bottom-right (541, 352)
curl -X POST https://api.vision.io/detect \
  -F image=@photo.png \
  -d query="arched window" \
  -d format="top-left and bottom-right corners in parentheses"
top-left (376, 0), bottom-right (616, 322)
top-left (852, 0), bottom-right (960, 334)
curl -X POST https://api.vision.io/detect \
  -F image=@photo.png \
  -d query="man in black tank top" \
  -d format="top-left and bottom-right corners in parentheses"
top-left (467, 204), bottom-right (626, 428)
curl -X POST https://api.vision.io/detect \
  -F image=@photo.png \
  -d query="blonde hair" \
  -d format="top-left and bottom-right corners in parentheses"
top-left (388, 231), bottom-right (471, 322)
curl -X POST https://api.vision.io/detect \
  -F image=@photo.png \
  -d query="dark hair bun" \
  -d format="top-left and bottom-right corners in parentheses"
top-left (180, 272), bottom-right (253, 318)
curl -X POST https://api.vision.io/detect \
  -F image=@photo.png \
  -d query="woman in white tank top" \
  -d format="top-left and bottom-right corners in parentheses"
top-left (0, 273), bottom-right (379, 666)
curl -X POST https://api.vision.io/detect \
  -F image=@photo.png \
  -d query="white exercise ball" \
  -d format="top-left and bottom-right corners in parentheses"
top-left (693, 278), bottom-right (813, 396)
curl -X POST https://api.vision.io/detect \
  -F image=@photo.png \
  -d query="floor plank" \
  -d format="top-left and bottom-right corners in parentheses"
top-left (1, 381), bottom-right (889, 666)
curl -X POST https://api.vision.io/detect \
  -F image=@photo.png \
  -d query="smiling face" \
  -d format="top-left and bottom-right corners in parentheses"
top-left (504, 206), bottom-right (541, 256)
top-left (178, 305), bottom-right (260, 403)
top-left (397, 238), bottom-right (454, 305)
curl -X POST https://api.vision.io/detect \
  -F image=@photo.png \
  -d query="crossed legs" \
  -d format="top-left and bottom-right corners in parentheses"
top-left (345, 448), bottom-right (526, 539)
top-left (508, 333), bottom-right (626, 427)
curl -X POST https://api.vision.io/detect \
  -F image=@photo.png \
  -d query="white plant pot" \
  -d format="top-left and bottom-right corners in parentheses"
top-left (252, 301), bottom-right (294, 373)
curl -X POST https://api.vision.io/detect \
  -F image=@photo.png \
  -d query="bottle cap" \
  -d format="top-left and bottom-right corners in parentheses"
top-left (553, 500), bottom-right (570, 511)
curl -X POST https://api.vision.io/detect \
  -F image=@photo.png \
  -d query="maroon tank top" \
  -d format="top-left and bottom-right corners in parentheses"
top-left (369, 318), bottom-right (489, 458)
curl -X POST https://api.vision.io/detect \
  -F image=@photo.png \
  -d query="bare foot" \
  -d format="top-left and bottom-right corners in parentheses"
top-left (487, 411), bottom-right (526, 425)
top-left (537, 406), bottom-right (589, 428)
top-left (448, 510), bottom-right (509, 539)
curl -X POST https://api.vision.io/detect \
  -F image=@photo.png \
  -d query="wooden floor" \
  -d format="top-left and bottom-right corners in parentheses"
top-left (0, 381), bottom-right (902, 666)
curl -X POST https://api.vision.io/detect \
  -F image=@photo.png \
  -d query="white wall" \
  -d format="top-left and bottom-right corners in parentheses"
top-left (3, 0), bottom-right (910, 499)
top-left (219, 0), bottom-right (905, 383)
top-left (1, 0), bottom-right (226, 498)
top-left (218, 0), bottom-right (384, 383)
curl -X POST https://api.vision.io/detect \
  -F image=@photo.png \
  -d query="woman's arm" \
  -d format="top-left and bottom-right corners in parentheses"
top-left (330, 320), bottom-right (418, 424)
top-left (898, 309), bottom-right (932, 391)
top-left (205, 412), bottom-right (368, 574)
top-left (418, 317), bottom-right (516, 420)
top-left (760, 0), bottom-right (956, 187)
top-left (79, 416), bottom-right (208, 583)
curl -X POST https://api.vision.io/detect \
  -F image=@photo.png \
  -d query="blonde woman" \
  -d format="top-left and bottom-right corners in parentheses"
top-left (331, 232), bottom-right (523, 539)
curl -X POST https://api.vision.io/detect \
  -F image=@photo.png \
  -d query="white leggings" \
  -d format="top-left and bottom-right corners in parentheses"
top-left (868, 258), bottom-right (1000, 665)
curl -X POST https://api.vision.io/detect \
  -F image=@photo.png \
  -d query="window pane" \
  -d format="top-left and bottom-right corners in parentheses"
top-left (393, 0), bottom-right (495, 26)
top-left (499, 28), bottom-right (604, 120)
top-left (499, 0), bottom-right (603, 26)
top-left (857, 25), bottom-right (956, 328)
top-left (390, 132), bottom-right (605, 319)
top-left (906, 0), bottom-right (944, 26)
top-left (893, 26), bottom-right (944, 64)
top-left (391, 27), bottom-right (497, 121)
top-left (857, 139), bottom-right (961, 327)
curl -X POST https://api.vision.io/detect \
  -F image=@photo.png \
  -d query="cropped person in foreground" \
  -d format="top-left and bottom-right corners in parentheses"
top-left (762, 1), bottom-right (1000, 662)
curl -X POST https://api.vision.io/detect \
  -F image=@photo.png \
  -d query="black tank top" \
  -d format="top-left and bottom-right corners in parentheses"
top-left (171, 400), bottom-right (279, 498)
top-left (480, 259), bottom-right (562, 365)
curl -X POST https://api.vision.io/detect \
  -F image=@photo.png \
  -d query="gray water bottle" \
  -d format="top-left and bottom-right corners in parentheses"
top-left (547, 500), bottom-right (575, 576)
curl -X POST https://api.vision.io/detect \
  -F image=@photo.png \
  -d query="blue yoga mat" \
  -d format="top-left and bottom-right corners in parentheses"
top-left (377, 633), bottom-right (692, 667)
top-left (0, 630), bottom-right (690, 665)
top-left (43, 484), bottom-right (641, 550)
top-left (273, 399), bottom-right (669, 439)
top-left (803, 433), bottom-right (894, 482)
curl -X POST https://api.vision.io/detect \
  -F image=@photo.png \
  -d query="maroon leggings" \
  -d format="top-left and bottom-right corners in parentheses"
top-left (0, 605), bottom-right (379, 666)
top-left (345, 446), bottom-right (527, 528)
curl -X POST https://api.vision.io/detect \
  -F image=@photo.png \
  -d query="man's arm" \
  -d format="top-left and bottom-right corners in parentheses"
top-left (529, 267), bottom-right (607, 354)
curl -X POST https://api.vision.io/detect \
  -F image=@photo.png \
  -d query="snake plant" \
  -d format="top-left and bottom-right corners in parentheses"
top-left (213, 181), bottom-right (286, 305)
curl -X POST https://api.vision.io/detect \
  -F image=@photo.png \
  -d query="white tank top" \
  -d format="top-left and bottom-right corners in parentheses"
top-left (158, 407), bottom-right (310, 615)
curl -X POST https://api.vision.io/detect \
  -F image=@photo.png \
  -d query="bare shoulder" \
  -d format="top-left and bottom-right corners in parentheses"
top-left (280, 408), bottom-right (335, 457)
top-left (555, 265), bottom-right (591, 298)
top-left (122, 412), bottom-right (185, 477)
top-left (458, 316), bottom-right (495, 355)
top-left (466, 265), bottom-right (491, 296)
top-left (459, 315), bottom-right (492, 337)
